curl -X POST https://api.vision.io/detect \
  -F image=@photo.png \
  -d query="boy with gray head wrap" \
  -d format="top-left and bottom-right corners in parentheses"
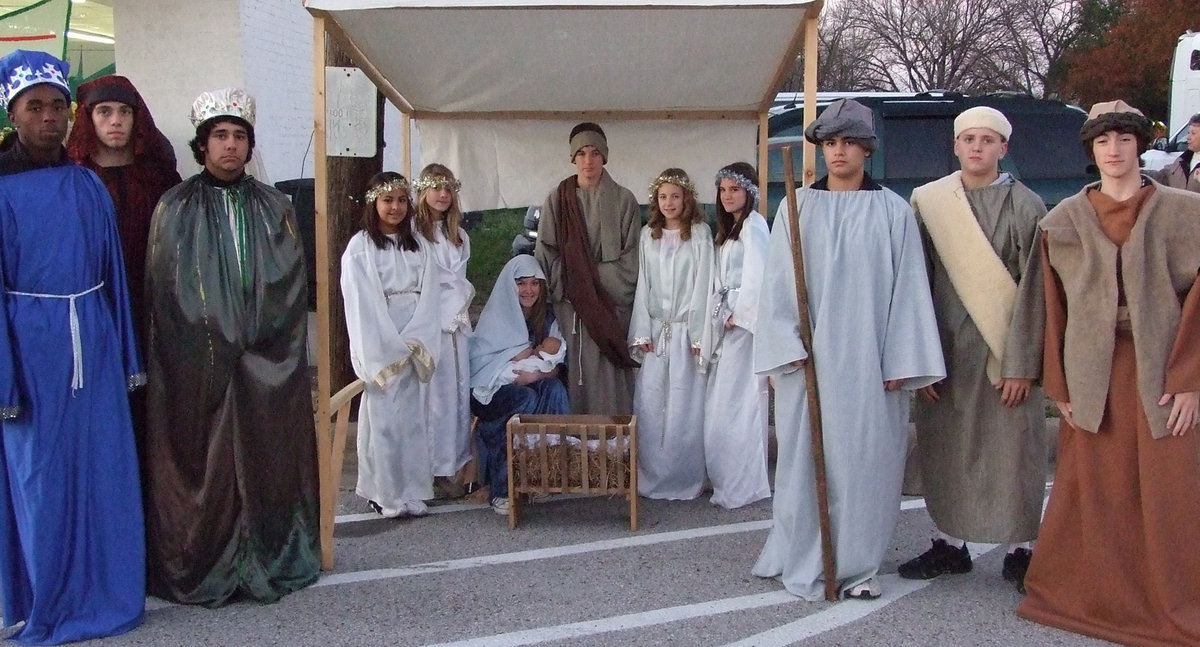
top-left (804, 98), bottom-right (877, 153)
top-left (751, 96), bottom-right (945, 601)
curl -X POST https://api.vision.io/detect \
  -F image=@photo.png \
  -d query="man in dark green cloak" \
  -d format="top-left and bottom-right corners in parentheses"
top-left (143, 87), bottom-right (319, 606)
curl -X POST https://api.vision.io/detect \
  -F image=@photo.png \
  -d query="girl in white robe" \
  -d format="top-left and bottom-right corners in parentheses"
top-left (630, 169), bottom-right (714, 500)
top-left (414, 164), bottom-right (474, 495)
top-left (701, 163), bottom-right (772, 509)
top-left (341, 172), bottom-right (443, 518)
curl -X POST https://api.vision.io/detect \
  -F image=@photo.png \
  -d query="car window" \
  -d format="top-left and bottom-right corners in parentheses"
top-left (1171, 125), bottom-right (1188, 150)
top-left (881, 117), bottom-right (955, 180)
top-left (1006, 113), bottom-right (1092, 179)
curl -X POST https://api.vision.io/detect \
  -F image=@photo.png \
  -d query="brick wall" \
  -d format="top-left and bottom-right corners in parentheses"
top-left (114, 0), bottom-right (244, 177)
top-left (114, 0), bottom-right (313, 184)
top-left (239, 0), bottom-right (313, 184)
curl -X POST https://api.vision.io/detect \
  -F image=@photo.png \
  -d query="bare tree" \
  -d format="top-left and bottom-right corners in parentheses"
top-left (866, 0), bottom-right (1023, 92)
top-left (813, 1), bottom-right (892, 91)
top-left (782, 0), bottom-right (898, 91)
top-left (989, 0), bottom-right (1112, 97)
top-left (782, 0), bottom-right (1105, 96)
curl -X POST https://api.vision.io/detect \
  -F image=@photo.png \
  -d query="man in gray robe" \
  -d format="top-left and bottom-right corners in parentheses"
top-left (752, 99), bottom-right (945, 601)
top-left (535, 122), bottom-right (640, 415)
top-left (1150, 113), bottom-right (1200, 193)
top-left (901, 107), bottom-right (1047, 593)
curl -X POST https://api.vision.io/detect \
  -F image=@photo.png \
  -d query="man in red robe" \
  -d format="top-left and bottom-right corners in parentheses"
top-left (67, 75), bottom-right (182, 338)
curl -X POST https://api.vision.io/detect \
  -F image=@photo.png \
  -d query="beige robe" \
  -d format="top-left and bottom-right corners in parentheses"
top-left (911, 179), bottom-right (1047, 542)
top-left (535, 170), bottom-right (640, 415)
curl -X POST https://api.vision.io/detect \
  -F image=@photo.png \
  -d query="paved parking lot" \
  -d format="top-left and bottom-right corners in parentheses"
top-left (48, 425), bottom-right (1115, 647)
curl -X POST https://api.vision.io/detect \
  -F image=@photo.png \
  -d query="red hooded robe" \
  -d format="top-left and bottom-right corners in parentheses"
top-left (66, 75), bottom-right (182, 335)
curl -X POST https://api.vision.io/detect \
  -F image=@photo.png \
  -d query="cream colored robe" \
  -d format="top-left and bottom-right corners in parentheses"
top-left (752, 182), bottom-right (945, 600)
top-left (341, 232), bottom-right (442, 508)
top-left (629, 224), bottom-right (714, 500)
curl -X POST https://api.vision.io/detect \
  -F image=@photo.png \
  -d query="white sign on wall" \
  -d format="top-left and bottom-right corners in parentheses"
top-left (326, 66), bottom-right (377, 157)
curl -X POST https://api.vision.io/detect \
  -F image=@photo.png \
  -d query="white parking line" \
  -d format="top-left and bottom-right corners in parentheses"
top-left (335, 494), bottom-right (936, 525)
top-left (314, 520), bottom-right (774, 587)
top-left (139, 485), bottom-right (1049, 627)
top-left (320, 491), bottom-right (1024, 589)
top-left (719, 575), bottom-right (931, 647)
top-left (418, 591), bottom-right (800, 647)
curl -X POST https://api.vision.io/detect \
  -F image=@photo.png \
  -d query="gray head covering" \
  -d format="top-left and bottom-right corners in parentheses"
top-left (469, 254), bottom-right (546, 390)
top-left (804, 98), bottom-right (877, 153)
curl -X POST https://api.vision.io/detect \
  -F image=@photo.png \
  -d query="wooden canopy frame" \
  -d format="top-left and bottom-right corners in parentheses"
top-left (304, 0), bottom-right (822, 569)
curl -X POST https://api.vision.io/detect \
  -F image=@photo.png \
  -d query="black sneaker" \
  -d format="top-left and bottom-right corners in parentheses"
top-left (898, 538), bottom-right (972, 580)
top-left (1002, 548), bottom-right (1032, 594)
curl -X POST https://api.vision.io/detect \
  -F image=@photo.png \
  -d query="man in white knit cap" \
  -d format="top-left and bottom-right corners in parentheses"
top-left (901, 105), bottom-right (1047, 593)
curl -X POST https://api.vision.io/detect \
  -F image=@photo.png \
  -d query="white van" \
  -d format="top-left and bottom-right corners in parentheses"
top-left (1169, 31), bottom-right (1200, 135)
top-left (1142, 32), bottom-right (1199, 172)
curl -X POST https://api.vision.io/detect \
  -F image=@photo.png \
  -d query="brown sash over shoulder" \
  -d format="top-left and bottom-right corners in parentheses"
top-left (555, 176), bottom-right (640, 369)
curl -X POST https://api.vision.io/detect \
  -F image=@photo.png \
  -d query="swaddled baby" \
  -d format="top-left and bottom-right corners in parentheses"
top-left (507, 337), bottom-right (564, 376)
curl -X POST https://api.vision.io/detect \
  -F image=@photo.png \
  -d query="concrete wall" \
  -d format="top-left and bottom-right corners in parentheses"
top-left (113, 0), bottom-right (312, 185)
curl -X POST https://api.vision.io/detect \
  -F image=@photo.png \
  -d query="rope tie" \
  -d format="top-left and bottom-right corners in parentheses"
top-left (7, 282), bottom-right (105, 390)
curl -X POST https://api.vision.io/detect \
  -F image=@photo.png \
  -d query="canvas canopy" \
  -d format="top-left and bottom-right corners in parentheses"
top-left (305, 0), bottom-right (822, 207)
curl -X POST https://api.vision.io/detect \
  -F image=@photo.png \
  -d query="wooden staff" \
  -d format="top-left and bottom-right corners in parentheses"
top-left (781, 146), bottom-right (838, 602)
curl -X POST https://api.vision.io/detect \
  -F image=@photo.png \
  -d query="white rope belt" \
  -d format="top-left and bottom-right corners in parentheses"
top-left (7, 282), bottom-right (104, 390)
top-left (652, 316), bottom-right (686, 358)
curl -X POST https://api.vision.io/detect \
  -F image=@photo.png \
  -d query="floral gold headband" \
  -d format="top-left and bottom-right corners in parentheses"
top-left (648, 173), bottom-right (696, 202)
top-left (365, 178), bottom-right (410, 203)
top-left (714, 169), bottom-right (759, 204)
top-left (411, 175), bottom-right (462, 193)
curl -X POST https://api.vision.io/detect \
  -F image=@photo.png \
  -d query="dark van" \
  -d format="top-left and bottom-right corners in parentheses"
top-left (764, 92), bottom-right (1096, 216)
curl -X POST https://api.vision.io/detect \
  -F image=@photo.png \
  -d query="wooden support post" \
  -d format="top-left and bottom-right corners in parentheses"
top-left (802, 13), bottom-right (819, 187)
top-left (313, 16), bottom-right (385, 570)
top-left (324, 33), bottom-right (384, 400)
top-left (402, 112), bottom-right (412, 178)
top-left (312, 15), bottom-right (334, 571)
top-left (757, 112), bottom-right (769, 200)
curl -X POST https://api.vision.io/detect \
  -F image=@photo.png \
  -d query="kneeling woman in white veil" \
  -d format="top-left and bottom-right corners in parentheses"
top-left (469, 255), bottom-right (570, 514)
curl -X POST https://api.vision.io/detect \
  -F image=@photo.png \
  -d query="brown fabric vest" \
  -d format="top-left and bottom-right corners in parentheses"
top-left (1042, 180), bottom-right (1200, 436)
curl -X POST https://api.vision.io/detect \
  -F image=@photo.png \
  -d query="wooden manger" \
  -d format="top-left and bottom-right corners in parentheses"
top-left (506, 414), bottom-right (638, 531)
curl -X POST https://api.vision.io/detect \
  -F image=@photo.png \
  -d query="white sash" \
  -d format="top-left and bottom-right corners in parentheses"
top-left (911, 173), bottom-right (1015, 385)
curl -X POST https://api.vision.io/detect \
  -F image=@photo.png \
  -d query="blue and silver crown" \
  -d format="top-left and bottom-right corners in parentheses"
top-left (0, 49), bottom-right (70, 111)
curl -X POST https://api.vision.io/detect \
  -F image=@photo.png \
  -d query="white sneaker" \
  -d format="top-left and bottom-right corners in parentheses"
top-left (368, 500), bottom-right (408, 519)
top-left (844, 578), bottom-right (882, 600)
top-left (402, 500), bottom-right (428, 517)
top-left (490, 497), bottom-right (510, 515)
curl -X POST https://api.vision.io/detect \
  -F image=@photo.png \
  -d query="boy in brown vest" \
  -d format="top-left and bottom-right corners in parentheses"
top-left (1017, 100), bottom-right (1200, 647)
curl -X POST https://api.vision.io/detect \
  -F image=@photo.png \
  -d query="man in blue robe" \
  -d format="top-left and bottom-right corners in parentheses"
top-left (0, 50), bottom-right (145, 645)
